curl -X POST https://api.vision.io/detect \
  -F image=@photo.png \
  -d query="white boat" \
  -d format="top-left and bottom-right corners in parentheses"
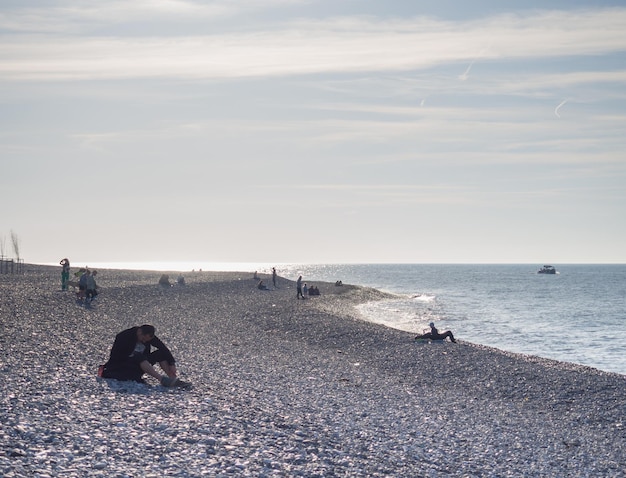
top-left (537, 265), bottom-right (557, 274)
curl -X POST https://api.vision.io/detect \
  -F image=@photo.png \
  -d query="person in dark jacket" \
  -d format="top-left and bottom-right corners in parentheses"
top-left (101, 325), bottom-right (191, 388)
top-left (296, 276), bottom-right (304, 299)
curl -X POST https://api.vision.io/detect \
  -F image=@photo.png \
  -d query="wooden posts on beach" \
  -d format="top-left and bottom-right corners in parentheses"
top-left (0, 256), bottom-right (24, 274)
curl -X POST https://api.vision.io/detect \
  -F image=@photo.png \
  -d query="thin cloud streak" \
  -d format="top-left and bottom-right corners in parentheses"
top-left (308, 69), bottom-right (626, 106)
top-left (0, 0), bottom-right (307, 33)
top-left (459, 60), bottom-right (475, 81)
top-left (554, 99), bottom-right (568, 118)
top-left (1, 9), bottom-right (626, 81)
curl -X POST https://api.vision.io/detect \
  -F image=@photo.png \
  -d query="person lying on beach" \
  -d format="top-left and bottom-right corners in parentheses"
top-left (101, 325), bottom-right (191, 388)
top-left (415, 322), bottom-right (457, 343)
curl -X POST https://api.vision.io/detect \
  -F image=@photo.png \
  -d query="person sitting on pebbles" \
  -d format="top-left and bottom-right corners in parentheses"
top-left (158, 274), bottom-right (172, 287)
top-left (101, 324), bottom-right (191, 388)
top-left (415, 322), bottom-right (457, 343)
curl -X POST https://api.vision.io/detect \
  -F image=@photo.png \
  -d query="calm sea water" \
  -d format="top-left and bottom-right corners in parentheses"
top-left (82, 262), bottom-right (626, 375)
top-left (280, 264), bottom-right (626, 376)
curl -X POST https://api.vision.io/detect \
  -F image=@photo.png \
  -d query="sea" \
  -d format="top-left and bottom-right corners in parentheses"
top-left (83, 262), bottom-right (626, 376)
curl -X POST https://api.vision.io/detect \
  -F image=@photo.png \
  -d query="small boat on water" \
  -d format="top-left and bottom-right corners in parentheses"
top-left (537, 265), bottom-right (557, 274)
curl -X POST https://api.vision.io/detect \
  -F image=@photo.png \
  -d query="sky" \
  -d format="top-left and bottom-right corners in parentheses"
top-left (1, 0), bottom-right (626, 265)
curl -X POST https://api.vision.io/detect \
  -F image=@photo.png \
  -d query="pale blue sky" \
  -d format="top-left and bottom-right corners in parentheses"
top-left (1, 0), bottom-right (625, 264)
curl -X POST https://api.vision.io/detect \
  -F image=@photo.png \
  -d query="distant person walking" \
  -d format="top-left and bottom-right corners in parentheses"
top-left (272, 267), bottom-right (277, 287)
top-left (296, 275), bottom-right (305, 299)
top-left (415, 322), bottom-right (457, 343)
top-left (60, 258), bottom-right (70, 291)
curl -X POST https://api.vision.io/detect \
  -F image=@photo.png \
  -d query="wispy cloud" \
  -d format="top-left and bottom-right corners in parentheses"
top-left (554, 99), bottom-right (568, 118)
top-left (458, 60), bottom-right (475, 81)
top-left (0, 0), bottom-right (307, 33)
top-left (311, 70), bottom-right (626, 102)
top-left (1, 8), bottom-right (625, 81)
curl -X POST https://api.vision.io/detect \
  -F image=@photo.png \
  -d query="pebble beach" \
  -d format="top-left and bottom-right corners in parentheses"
top-left (1, 264), bottom-right (625, 477)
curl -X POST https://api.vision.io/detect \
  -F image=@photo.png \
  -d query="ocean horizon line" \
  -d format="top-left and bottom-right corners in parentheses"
top-left (36, 260), bottom-right (625, 272)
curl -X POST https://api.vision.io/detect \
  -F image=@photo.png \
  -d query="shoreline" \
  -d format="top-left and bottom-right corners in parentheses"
top-left (1, 264), bottom-right (625, 476)
top-left (38, 261), bottom-right (626, 376)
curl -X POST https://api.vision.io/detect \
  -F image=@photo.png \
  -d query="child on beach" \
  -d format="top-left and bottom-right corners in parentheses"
top-left (415, 322), bottom-right (457, 343)
top-left (60, 258), bottom-right (70, 291)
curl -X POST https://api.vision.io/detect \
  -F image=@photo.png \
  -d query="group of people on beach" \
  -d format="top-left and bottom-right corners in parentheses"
top-left (79, 269), bottom-right (98, 302)
top-left (254, 267), bottom-right (280, 291)
top-left (254, 270), bottom-right (322, 298)
top-left (296, 271), bottom-right (456, 342)
top-left (296, 275), bottom-right (321, 299)
top-left (59, 259), bottom-right (191, 388)
top-left (158, 274), bottom-right (186, 287)
top-left (60, 258), bottom-right (98, 302)
top-left (59, 261), bottom-right (455, 391)
top-left (304, 284), bottom-right (320, 296)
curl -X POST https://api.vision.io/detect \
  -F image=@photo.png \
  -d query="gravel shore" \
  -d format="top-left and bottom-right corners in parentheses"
top-left (1, 264), bottom-right (625, 477)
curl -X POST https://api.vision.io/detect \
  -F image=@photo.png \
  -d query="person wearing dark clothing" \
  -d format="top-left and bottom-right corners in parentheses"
top-left (272, 267), bottom-right (277, 287)
top-left (86, 270), bottom-right (98, 301)
top-left (78, 269), bottom-right (89, 300)
top-left (101, 325), bottom-right (191, 388)
top-left (296, 276), bottom-right (305, 299)
top-left (415, 322), bottom-right (457, 343)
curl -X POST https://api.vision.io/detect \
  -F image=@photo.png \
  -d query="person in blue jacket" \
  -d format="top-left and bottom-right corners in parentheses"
top-left (101, 325), bottom-right (191, 388)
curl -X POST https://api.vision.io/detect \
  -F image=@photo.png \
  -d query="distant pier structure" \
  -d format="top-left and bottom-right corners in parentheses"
top-left (0, 256), bottom-right (24, 274)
